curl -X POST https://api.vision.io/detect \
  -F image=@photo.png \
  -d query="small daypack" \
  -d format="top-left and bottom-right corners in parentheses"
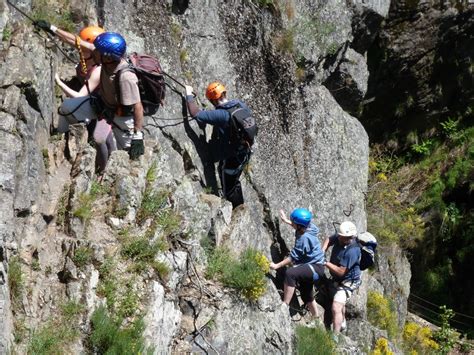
top-left (356, 232), bottom-right (377, 270)
top-left (116, 52), bottom-right (166, 116)
top-left (226, 104), bottom-right (258, 147)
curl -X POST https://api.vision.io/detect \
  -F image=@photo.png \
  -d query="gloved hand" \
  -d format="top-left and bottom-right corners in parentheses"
top-left (34, 20), bottom-right (56, 35)
top-left (185, 85), bottom-right (194, 97)
top-left (129, 131), bottom-right (144, 160)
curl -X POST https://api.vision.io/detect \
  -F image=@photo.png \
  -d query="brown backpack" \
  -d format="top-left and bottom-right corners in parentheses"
top-left (116, 52), bottom-right (166, 116)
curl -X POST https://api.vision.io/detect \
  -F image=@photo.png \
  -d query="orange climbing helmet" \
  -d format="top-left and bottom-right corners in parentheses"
top-left (206, 81), bottom-right (226, 101)
top-left (79, 26), bottom-right (105, 44)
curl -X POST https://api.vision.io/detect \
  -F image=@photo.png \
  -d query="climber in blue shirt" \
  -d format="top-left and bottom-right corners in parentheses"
top-left (270, 208), bottom-right (325, 318)
top-left (322, 221), bottom-right (361, 334)
top-left (185, 82), bottom-right (253, 209)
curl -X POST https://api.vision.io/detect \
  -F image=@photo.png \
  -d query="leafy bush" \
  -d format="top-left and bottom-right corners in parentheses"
top-left (8, 256), bottom-right (23, 307)
top-left (31, 0), bottom-right (75, 33)
top-left (403, 322), bottom-right (439, 354)
top-left (295, 325), bottom-right (335, 355)
top-left (367, 182), bottom-right (424, 248)
top-left (73, 192), bottom-right (95, 222)
top-left (89, 306), bottom-right (150, 354)
top-left (367, 291), bottom-right (399, 339)
top-left (205, 247), bottom-right (231, 279)
top-left (433, 306), bottom-right (459, 354)
top-left (72, 245), bottom-right (93, 268)
top-left (2, 24), bottom-right (12, 42)
top-left (411, 139), bottom-right (434, 156)
top-left (136, 189), bottom-right (168, 224)
top-left (371, 338), bottom-right (393, 355)
top-left (207, 248), bottom-right (269, 301)
top-left (120, 231), bottom-right (167, 275)
top-left (440, 118), bottom-right (460, 141)
top-left (156, 208), bottom-right (182, 236)
top-left (27, 301), bottom-right (83, 354)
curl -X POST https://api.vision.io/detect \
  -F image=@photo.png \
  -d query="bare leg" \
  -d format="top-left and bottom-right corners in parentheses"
top-left (306, 300), bottom-right (319, 317)
top-left (283, 283), bottom-right (296, 305)
top-left (332, 301), bottom-right (344, 333)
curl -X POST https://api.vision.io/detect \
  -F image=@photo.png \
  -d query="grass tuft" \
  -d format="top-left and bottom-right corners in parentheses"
top-left (295, 325), bottom-right (335, 355)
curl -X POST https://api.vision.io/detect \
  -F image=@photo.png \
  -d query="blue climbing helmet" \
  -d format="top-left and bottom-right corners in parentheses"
top-left (93, 32), bottom-right (126, 61)
top-left (290, 208), bottom-right (312, 227)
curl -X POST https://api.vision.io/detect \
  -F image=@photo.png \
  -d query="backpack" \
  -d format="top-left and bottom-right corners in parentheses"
top-left (226, 104), bottom-right (258, 147)
top-left (116, 52), bottom-right (166, 116)
top-left (356, 232), bottom-right (377, 270)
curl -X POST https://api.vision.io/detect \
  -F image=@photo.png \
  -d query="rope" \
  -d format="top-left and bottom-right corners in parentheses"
top-left (75, 35), bottom-right (91, 95)
top-left (408, 299), bottom-right (473, 328)
top-left (343, 204), bottom-right (354, 217)
top-left (410, 293), bottom-right (474, 320)
top-left (57, 97), bottom-right (91, 116)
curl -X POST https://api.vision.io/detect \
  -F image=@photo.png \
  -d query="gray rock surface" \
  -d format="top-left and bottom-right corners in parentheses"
top-left (324, 48), bottom-right (369, 115)
top-left (0, 0), bottom-right (416, 353)
top-left (361, 2), bottom-right (474, 144)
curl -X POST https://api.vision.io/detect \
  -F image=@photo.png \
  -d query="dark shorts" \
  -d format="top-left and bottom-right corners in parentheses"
top-left (285, 263), bottom-right (325, 303)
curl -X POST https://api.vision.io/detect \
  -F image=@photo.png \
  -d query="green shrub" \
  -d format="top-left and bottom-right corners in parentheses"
top-left (31, 259), bottom-right (41, 271)
top-left (295, 325), bottom-right (335, 355)
top-left (440, 118), bottom-right (461, 141)
top-left (90, 306), bottom-right (150, 354)
top-left (146, 162), bottom-right (157, 184)
top-left (120, 231), bottom-right (167, 275)
top-left (42, 148), bottom-right (49, 170)
top-left (27, 300), bottom-right (83, 354)
top-left (411, 139), bottom-right (435, 156)
top-left (8, 256), bottom-right (23, 306)
top-left (371, 337), bottom-right (393, 355)
top-left (152, 260), bottom-right (170, 280)
top-left (156, 208), bottom-right (181, 236)
top-left (2, 25), bottom-right (12, 42)
top-left (31, 0), bottom-right (75, 33)
top-left (205, 247), bottom-right (232, 279)
top-left (72, 245), bottom-right (93, 268)
top-left (56, 185), bottom-right (70, 227)
top-left (61, 300), bottom-right (85, 321)
top-left (73, 192), bottom-right (95, 222)
top-left (117, 283), bottom-right (140, 319)
top-left (136, 189), bottom-right (168, 224)
top-left (97, 258), bottom-right (119, 310)
top-left (90, 181), bottom-right (110, 197)
top-left (403, 322), bottom-right (439, 354)
top-left (433, 306), bottom-right (459, 354)
top-left (367, 291), bottom-right (399, 339)
top-left (207, 248), bottom-right (269, 301)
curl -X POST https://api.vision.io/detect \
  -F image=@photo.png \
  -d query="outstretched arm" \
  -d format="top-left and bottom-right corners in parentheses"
top-left (55, 66), bottom-right (101, 98)
top-left (269, 257), bottom-right (292, 271)
top-left (279, 209), bottom-right (293, 226)
top-left (34, 20), bottom-right (95, 54)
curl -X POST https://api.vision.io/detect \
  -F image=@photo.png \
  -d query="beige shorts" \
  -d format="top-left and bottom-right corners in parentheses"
top-left (331, 280), bottom-right (361, 304)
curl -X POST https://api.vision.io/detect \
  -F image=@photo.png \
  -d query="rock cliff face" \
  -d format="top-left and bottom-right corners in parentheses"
top-left (360, 1), bottom-right (473, 145)
top-left (0, 0), bottom-right (410, 353)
